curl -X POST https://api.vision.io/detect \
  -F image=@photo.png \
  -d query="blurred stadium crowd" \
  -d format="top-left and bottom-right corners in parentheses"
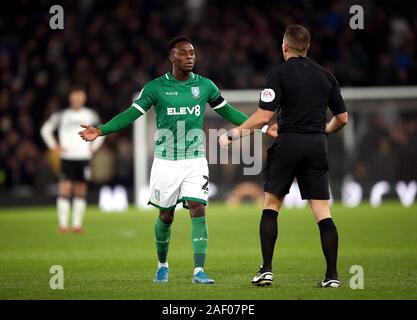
top-left (1, 0), bottom-right (417, 196)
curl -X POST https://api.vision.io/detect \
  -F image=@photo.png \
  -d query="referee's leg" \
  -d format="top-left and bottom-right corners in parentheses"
top-left (309, 199), bottom-right (339, 280)
top-left (260, 192), bottom-right (284, 272)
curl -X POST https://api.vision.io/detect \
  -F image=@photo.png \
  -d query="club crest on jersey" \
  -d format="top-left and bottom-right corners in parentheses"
top-left (191, 87), bottom-right (200, 98)
top-left (154, 189), bottom-right (160, 201)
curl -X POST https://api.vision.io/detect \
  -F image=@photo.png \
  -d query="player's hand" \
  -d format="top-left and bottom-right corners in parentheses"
top-left (89, 145), bottom-right (97, 155)
top-left (218, 133), bottom-right (232, 149)
top-left (52, 146), bottom-right (66, 154)
top-left (79, 124), bottom-right (101, 141)
top-left (266, 123), bottom-right (279, 138)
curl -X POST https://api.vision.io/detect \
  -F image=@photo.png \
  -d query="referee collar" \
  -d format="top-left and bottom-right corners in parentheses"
top-left (287, 56), bottom-right (308, 62)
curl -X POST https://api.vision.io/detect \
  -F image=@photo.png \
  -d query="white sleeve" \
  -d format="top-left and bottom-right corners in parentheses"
top-left (91, 136), bottom-right (105, 152)
top-left (40, 113), bottom-right (60, 149)
top-left (90, 110), bottom-right (101, 126)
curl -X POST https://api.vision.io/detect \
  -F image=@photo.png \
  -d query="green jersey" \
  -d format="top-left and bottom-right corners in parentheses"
top-left (133, 72), bottom-right (222, 160)
top-left (97, 72), bottom-right (248, 160)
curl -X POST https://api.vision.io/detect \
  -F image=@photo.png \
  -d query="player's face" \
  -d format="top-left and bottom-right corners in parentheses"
top-left (171, 42), bottom-right (195, 72)
top-left (69, 91), bottom-right (86, 109)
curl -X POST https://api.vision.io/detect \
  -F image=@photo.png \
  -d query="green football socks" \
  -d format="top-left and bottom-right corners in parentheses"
top-left (155, 217), bottom-right (171, 264)
top-left (191, 216), bottom-right (208, 268)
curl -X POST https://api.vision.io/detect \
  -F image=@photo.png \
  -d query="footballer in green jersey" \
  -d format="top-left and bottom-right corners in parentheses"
top-left (131, 70), bottom-right (236, 160)
top-left (79, 36), bottom-right (276, 284)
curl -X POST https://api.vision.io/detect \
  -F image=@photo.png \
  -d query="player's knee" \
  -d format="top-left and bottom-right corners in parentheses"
top-left (159, 210), bottom-right (174, 224)
top-left (59, 181), bottom-right (72, 197)
top-left (188, 201), bottom-right (205, 217)
top-left (74, 182), bottom-right (87, 198)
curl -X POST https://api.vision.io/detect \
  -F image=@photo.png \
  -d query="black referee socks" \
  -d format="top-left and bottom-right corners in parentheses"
top-left (318, 217), bottom-right (336, 231)
top-left (318, 218), bottom-right (339, 280)
top-left (260, 209), bottom-right (279, 272)
top-left (259, 213), bottom-right (339, 278)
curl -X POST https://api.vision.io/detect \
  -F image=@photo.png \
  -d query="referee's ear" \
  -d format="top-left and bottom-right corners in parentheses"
top-left (282, 42), bottom-right (289, 57)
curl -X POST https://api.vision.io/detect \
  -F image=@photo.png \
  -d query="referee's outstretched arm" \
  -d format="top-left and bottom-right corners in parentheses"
top-left (231, 107), bottom-right (276, 136)
top-left (218, 108), bottom-right (277, 148)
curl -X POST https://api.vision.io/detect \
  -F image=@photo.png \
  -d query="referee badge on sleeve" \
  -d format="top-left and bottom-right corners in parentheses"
top-left (260, 88), bottom-right (275, 103)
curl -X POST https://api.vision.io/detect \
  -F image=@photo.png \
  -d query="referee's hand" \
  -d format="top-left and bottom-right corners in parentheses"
top-left (266, 123), bottom-right (279, 138)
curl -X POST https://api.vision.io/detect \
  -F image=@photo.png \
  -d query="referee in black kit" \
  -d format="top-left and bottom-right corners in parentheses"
top-left (219, 25), bottom-right (348, 288)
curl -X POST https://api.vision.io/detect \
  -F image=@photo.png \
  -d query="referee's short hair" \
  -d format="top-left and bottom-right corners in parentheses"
top-left (284, 25), bottom-right (310, 53)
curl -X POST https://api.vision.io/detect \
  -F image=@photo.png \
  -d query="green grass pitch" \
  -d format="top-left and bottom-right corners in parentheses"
top-left (0, 202), bottom-right (416, 300)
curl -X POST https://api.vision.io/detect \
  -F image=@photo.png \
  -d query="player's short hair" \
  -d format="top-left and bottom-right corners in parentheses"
top-left (283, 24), bottom-right (310, 53)
top-left (69, 86), bottom-right (86, 94)
top-left (168, 36), bottom-right (192, 52)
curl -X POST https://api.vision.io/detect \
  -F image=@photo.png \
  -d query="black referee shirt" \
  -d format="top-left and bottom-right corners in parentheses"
top-left (259, 56), bottom-right (346, 134)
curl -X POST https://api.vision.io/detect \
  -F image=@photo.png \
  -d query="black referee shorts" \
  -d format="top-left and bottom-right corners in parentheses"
top-left (263, 132), bottom-right (330, 200)
top-left (59, 159), bottom-right (91, 182)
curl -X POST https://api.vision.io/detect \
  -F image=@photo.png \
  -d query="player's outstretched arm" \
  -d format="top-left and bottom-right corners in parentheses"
top-left (213, 102), bottom-right (249, 126)
top-left (78, 106), bottom-right (142, 141)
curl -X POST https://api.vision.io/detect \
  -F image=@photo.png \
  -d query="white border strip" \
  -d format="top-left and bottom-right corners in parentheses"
top-left (132, 103), bottom-right (146, 114)
top-left (212, 100), bottom-right (227, 110)
top-left (222, 87), bottom-right (417, 103)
